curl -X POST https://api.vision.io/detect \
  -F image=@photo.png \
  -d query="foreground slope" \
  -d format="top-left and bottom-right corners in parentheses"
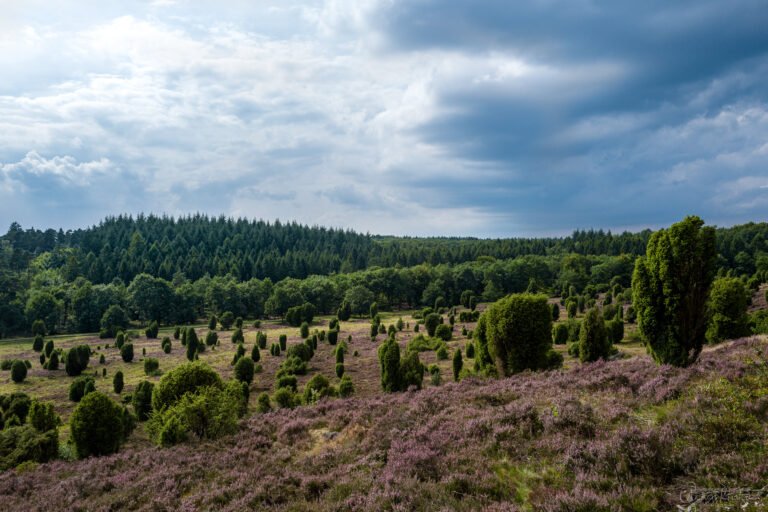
top-left (2, 337), bottom-right (767, 511)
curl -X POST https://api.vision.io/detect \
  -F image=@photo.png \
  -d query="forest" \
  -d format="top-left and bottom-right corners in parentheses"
top-left (1, 215), bottom-right (767, 337)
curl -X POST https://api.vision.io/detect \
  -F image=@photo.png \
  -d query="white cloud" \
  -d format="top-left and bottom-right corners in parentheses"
top-left (0, 151), bottom-right (114, 189)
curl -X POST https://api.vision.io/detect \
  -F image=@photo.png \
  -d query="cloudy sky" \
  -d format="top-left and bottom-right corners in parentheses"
top-left (1, 0), bottom-right (767, 237)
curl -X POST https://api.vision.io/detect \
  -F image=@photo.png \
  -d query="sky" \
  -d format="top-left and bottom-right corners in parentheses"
top-left (0, 0), bottom-right (767, 237)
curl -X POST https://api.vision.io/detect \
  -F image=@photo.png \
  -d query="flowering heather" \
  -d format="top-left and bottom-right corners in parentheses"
top-left (1, 336), bottom-right (767, 511)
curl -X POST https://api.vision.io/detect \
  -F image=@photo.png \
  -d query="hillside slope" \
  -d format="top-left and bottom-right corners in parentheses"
top-left (1, 337), bottom-right (767, 511)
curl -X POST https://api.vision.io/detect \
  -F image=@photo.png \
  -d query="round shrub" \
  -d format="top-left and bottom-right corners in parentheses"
top-left (113, 371), bottom-right (124, 394)
top-left (256, 392), bottom-right (271, 413)
top-left (152, 362), bottom-right (223, 412)
top-left (70, 391), bottom-right (126, 458)
top-left (32, 335), bottom-right (44, 352)
top-left (205, 331), bottom-right (218, 347)
top-left (231, 343), bottom-right (245, 365)
top-left (328, 330), bottom-right (338, 346)
top-left (338, 375), bottom-right (354, 397)
top-left (69, 376), bottom-right (95, 402)
top-left (273, 387), bottom-right (295, 409)
top-left (436, 345), bottom-right (449, 360)
top-left (208, 315), bottom-right (217, 330)
top-left (302, 373), bottom-right (333, 404)
top-left (11, 360), bottom-right (27, 383)
top-left (219, 311), bottom-right (235, 330)
top-left (120, 343), bottom-right (134, 363)
top-left (231, 328), bottom-right (244, 344)
top-left (251, 344), bottom-right (261, 363)
top-left (44, 340), bottom-right (54, 357)
top-left (485, 293), bottom-right (559, 376)
top-left (400, 350), bottom-right (424, 390)
top-left (435, 323), bottom-right (452, 341)
top-left (31, 319), bottom-right (46, 336)
top-left (173, 327), bottom-right (181, 340)
top-left (335, 362), bottom-right (345, 378)
top-left (143, 358), bottom-right (159, 375)
top-left (286, 343), bottom-right (313, 362)
top-left (300, 322), bottom-right (309, 339)
top-left (234, 356), bottom-right (255, 385)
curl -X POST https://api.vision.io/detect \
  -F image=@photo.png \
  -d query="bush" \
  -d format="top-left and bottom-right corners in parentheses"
top-left (286, 343), bottom-right (313, 362)
top-left (466, 342), bottom-right (475, 358)
top-left (251, 344), bottom-right (261, 363)
top-left (205, 331), bottom-right (218, 347)
top-left (335, 346), bottom-right (344, 364)
top-left (28, 400), bottom-right (58, 432)
top-left (44, 339), bottom-right (54, 357)
top-left (130, 380), bottom-right (154, 421)
top-left (219, 311), bottom-right (235, 329)
top-left (335, 362), bottom-right (345, 378)
top-left (553, 323), bottom-right (569, 345)
top-left (100, 305), bottom-right (129, 338)
top-left (143, 358), bottom-right (159, 375)
top-left (69, 376), bottom-right (95, 402)
top-left (231, 328), bottom-right (244, 344)
top-left (63, 345), bottom-right (91, 377)
top-left (300, 322), bottom-right (310, 339)
top-left (625, 306), bottom-right (637, 323)
top-left (277, 356), bottom-right (307, 377)
top-left (145, 321), bottom-right (159, 339)
top-left (429, 364), bottom-right (441, 386)
top-left (116, 332), bottom-right (125, 349)
top-left (338, 375), bottom-right (354, 397)
top-left (112, 371), bottom-right (124, 394)
top-left (173, 327), bottom-right (181, 340)
top-left (400, 350), bottom-right (424, 390)
top-left (45, 351), bottom-right (59, 371)
top-left (152, 362), bottom-right (223, 412)
top-left (70, 392), bottom-right (127, 458)
top-left (257, 332), bottom-right (267, 349)
top-left (11, 360), bottom-right (27, 383)
top-left (256, 392), bottom-right (271, 413)
top-left (146, 381), bottom-right (245, 446)
top-left (231, 343), bottom-right (245, 365)
top-left (436, 345), bottom-right (449, 360)
top-left (337, 300), bottom-right (352, 321)
top-left (31, 319), bottom-right (46, 336)
top-left (235, 317), bottom-right (243, 329)
top-left (606, 318), bottom-right (625, 344)
top-left (485, 293), bottom-right (560, 376)
top-left (303, 373), bottom-right (333, 404)
top-left (435, 323), bottom-right (452, 341)
top-left (234, 356), bottom-right (255, 384)
top-left (185, 328), bottom-right (199, 362)
top-left (424, 313), bottom-right (442, 337)
top-left (277, 374), bottom-right (298, 391)
top-left (208, 315), bottom-right (217, 330)
top-left (327, 330), bottom-right (338, 346)
top-left (706, 277), bottom-right (750, 344)
top-left (273, 387), bottom-right (296, 409)
top-left (121, 343), bottom-right (134, 363)
top-left (632, 215), bottom-right (716, 366)
top-left (0, 425), bottom-right (58, 470)
top-left (579, 308), bottom-right (610, 362)
top-left (378, 337), bottom-right (401, 392)
top-left (32, 335), bottom-right (44, 352)
top-left (452, 349), bottom-right (463, 381)
top-left (551, 303), bottom-right (560, 321)
top-left (414, 323), bottom-right (420, 333)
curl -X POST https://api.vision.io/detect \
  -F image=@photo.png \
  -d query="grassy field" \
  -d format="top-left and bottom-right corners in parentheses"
top-left (0, 305), bottom-right (646, 446)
